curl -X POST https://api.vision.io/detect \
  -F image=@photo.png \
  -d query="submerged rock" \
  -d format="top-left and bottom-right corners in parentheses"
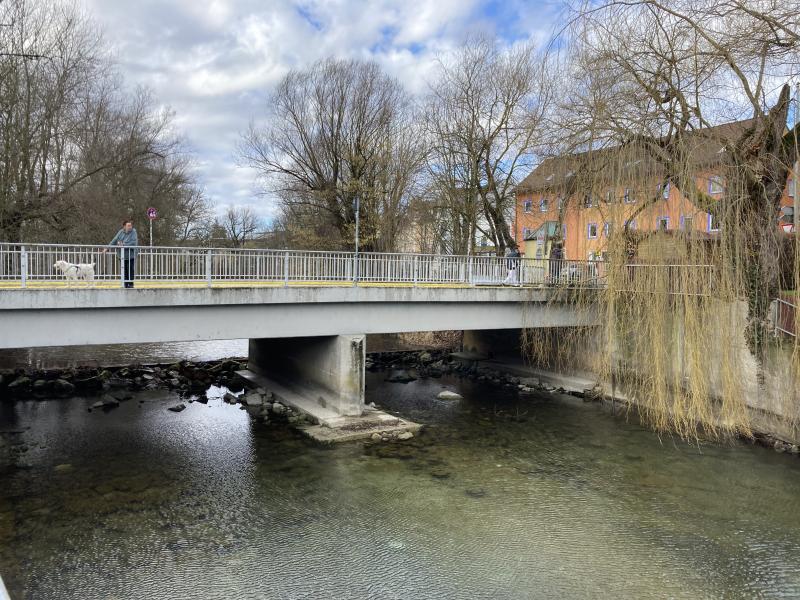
top-left (168, 403), bottom-right (187, 413)
top-left (437, 390), bottom-right (463, 400)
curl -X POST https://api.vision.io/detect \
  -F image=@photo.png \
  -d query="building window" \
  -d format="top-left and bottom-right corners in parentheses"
top-left (539, 198), bottom-right (548, 212)
top-left (603, 222), bottom-right (613, 237)
top-left (708, 213), bottom-right (720, 232)
top-left (789, 177), bottom-right (796, 198)
top-left (562, 223), bottom-right (567, 240)
top-left (659, 181), bottom-right (670, 199)
top-left (708, 175), bottom-right (724, 195)
top-left (680, 215), bottom-right (693, 231)
top-left (557, 197), bottom-right (564, 211)
top-left (623, 188), bottom-right (634, 204)
top-left (587, 223), bottom-right (598, 239)
top-left (605, 190), bottom-right (614, 204)
top-left (656, 216), bottom-right (670, 231)
top-left (583, 194), bottom-right (593, 208)
top-left (627, 219), bottom-right (637, 230)
top-left (522, 227), bottom-right (531, 239)
top-left (523, 200), bottom-right (533, 213)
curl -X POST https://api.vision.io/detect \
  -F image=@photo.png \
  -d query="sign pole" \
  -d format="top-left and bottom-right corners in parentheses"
top-left (146, 207), bottom-right (158, 247)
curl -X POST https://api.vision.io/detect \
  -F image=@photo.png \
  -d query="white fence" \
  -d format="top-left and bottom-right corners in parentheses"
top-left (0, 243), bottom-right (622, 289)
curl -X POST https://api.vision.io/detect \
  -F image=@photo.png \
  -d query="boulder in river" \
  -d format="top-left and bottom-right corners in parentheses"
top-left (168, 403), bottom-right (187, 413)
top-left (386, 369), bottom-right (417, 383)
top-left (242, 392), bottom-right (264, 407)
top-left (52, 379), bottom-right (75, 397)
top-left (437, 390), bottom-right (463, 400)
top-left (8, 377), bottom-right (32, 397)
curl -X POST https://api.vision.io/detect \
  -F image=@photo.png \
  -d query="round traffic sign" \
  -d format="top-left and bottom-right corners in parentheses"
top-left (146, 207), bottom-right (158, 220)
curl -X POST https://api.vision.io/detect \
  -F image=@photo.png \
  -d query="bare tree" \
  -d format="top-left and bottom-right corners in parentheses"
top-left (220, 205), bottom-right (260, 248)
top-left (174, 187), bottom-right (213, 242)
top-left (0, 0), bottom-right (201, 244)
top-left (239, 58), bottom-right (425, 252)
top-left (424, 36), bottom-right (551, 254)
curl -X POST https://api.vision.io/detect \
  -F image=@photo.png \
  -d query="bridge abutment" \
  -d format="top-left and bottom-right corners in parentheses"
top-left (248, 334), bottom-right (366, 418)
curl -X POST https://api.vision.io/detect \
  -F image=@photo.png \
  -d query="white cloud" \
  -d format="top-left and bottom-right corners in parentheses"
top-left (84, 0), bottom-right (558, 224)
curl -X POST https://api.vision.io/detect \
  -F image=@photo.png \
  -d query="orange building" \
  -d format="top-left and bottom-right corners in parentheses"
top-left (514, 120), bottom-right (796, 260)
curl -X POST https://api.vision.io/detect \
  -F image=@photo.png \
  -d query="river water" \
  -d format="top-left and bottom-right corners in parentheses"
top-left (1, 349), bottom-right (800, 598)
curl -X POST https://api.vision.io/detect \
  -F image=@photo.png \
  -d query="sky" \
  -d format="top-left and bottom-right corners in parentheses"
top-left (84, 0), bottom-right (564, 226)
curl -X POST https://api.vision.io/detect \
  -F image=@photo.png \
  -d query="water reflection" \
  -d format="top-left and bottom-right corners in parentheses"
top-left (0, 373), bottom-right (799, 599)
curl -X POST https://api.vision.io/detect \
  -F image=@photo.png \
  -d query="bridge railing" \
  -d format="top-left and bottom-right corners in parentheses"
top-left (0, 242), bottom-right (720, 291)
top-left (775, 296), bottom-right (797, 338)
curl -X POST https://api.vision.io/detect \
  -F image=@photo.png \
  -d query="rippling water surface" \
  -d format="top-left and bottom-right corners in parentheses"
top-left (1, 370), bottom-right (799, 599)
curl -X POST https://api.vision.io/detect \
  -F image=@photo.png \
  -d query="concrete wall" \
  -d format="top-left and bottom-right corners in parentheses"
top-left (249, 335), bottom-right (365, 416)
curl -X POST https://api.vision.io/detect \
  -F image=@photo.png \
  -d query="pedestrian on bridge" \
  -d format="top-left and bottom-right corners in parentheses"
top-left (103, 219), bottom-right (139, 288)
top-left (503, 246), bottom-right (521, 286)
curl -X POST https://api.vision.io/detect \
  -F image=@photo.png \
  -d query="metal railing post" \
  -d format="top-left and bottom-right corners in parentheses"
top-left (413, 255), bottom-right (418, 287)
top-left (20, 245), bottom-right (27, 288)
top-left (467, 256), bottom-right (473, 286)
top-left (119, 251), bottom-right (125, 288)
top-left (284, 251), bottom-right (289, 287)
top-left (352, 253), bottom-right (358, 287)
top-left (206, 249), bottom-right (213, 287)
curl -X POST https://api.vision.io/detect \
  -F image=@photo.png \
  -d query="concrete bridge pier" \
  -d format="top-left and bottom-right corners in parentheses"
top-left (247, 334), bottom-right (366, 419)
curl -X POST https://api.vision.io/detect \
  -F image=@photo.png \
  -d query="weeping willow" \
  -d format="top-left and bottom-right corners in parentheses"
top-left (521, 121), bottom-right (800, 441)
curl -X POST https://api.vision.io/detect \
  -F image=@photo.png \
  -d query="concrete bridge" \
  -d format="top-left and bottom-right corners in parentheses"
top-left (0, 242), bottom-right (604, 428)
top-left (0, 284), bottom-right (591, 421)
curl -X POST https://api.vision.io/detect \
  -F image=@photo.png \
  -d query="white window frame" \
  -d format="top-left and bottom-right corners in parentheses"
top-left (623, 188), bottom-right (634, 204)
top-left (680, 214), bottom-right (694, 231)
top-left (603, 222), bottom-right (613, 237)
top-left (523, 200), bottom-right (533, 213)
top-left (539, 197), bottom-right (548, 212)
top-left (587, 222), bottom-right (598, 239)
top-left (656, 216), bottom-right (670, 231)
top-left (707, 213), bottom-right (720, 232)
top-left (708, 175), bottom-right (724, 195)
top-left (660, 181), bottom-right (670, 200)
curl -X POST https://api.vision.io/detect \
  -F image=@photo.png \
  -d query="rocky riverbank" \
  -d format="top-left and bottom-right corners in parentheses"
top-left (2, 349), bottom-right (797, 455)
top-left (0, 358), bottom-right (250, 401)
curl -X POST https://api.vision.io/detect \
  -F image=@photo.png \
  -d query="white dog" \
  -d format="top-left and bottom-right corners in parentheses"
top-left (54, 260), bottom-right (96, 287)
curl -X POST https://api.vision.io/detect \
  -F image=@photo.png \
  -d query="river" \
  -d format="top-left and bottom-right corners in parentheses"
top-left (1, 345), bottom-right (799, 599)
